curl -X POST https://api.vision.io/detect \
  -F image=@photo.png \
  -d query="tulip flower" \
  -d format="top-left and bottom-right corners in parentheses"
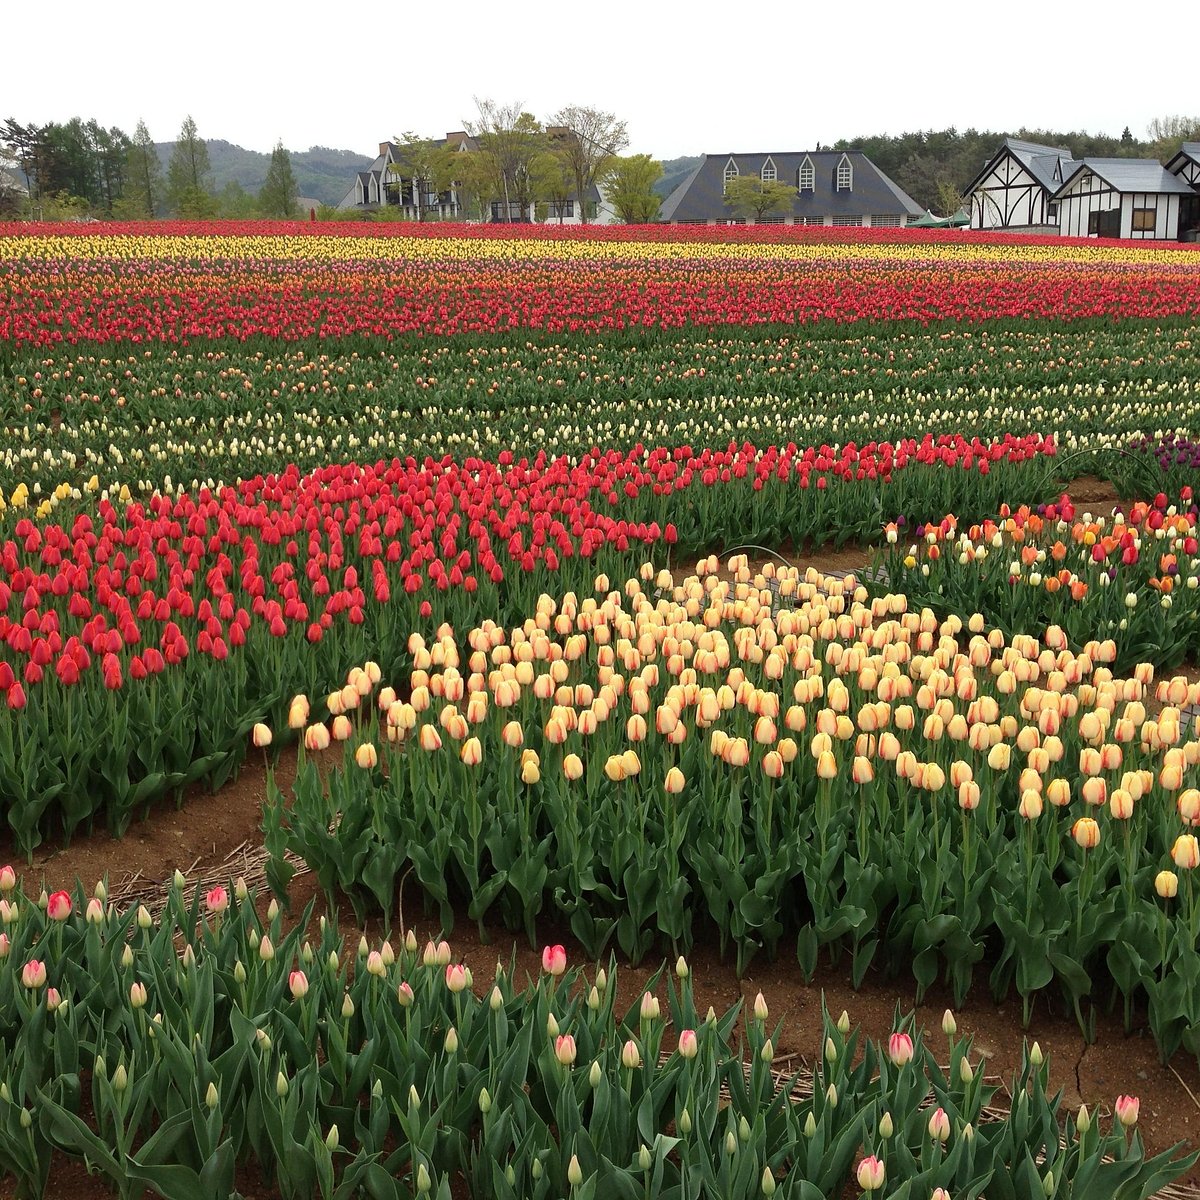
top-left (205, 886), bottom-right (228, 915)
top-left (1172, 835), bottom-right (1200, 869)
top-left (252, 723), bottom-right (272, 748)
top-left (288, 970), bottom-right (309, 1000)
top-left (0, 866), bottom-right (15, 892)
top-left (678, 1029), bottom-right (698, 1059)
top-left (541, 944), bottom-right (567, 976)
top-left (856, 1155), bottom-right (886, 1191)
top-left (445, 963), bottom-right (468, 993)
top-left (21, 959), bottom-right (46, 988)
top-left (1115, 1094), bottom-right (1140, 1126)
top-left (887, 1031), bottom-right (913, 1067)
top-left (47, 890), bottom-right (72, 921)
top-left (928, 1106), bottom-right (950, 1142)
top-left (555, 1034), bottom-right (577, 1066)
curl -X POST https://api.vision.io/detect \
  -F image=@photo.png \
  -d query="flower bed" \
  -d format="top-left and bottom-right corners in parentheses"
top-left (0, 873), bottom-right (1191, 1200)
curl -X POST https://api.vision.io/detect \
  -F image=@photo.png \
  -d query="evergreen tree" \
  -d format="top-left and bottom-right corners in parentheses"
top-left (259, 140), bottom-right (299, 218)
top-left (121, 120), bottom-right (163, 218)
top-left (167, 115), bottom-right (215, 217)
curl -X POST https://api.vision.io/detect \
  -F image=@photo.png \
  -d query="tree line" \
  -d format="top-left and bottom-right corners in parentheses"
top-left (0, 102), bottom-right (665, 225)
top-left (1, 115), bottom-right (301, 220)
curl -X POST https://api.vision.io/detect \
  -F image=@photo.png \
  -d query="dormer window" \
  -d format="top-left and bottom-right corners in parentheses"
top-left (761, 157), bottom-right (777, 184)
top-left (798, 156), bottom-right (815, 192)
top-left (836, 154), bottom-right (853, 191)
top-left (723, 158), bottom-right (739, 194)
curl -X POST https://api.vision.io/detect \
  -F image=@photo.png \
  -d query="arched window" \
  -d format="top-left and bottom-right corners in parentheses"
top-left (836, 154), bottom-right (853, 191)
top-left (761, 157), bottom-right (777, 184)
top-left (723, 158), bottom-right (739, 194)
top-left (798, 156), bottom-right (815, 192)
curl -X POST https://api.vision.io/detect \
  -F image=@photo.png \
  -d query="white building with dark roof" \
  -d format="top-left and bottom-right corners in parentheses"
top-left (968, 137), bottom-right (1200, 240)
top-left (1166, 143), bottom-right (1200, 238)
top-left (659, 151), bottom-right (923, 226)
top-left (1053, 159), bottom-right (1195, 239)
top-left (966, 138), bottom-right (1074, 231)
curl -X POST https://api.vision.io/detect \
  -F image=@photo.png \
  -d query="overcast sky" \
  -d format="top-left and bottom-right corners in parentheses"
top-left (6, 0), bottom-right (1194, 159)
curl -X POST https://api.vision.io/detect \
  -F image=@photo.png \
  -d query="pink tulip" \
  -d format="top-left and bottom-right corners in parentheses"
top-left (927, 1106), bottom-right (950, 1142)
top-left (206, 886), bottom-right (228, 915)
top-left (1115, 1095), bottom-right (1140, 1127)
top-left (21, 959), bottom-right (46, 989)
top-left (555, 1034), bottom-right (577, 1066)
top-left (47, 890), bottom-right (72, 921)
top-left (397, 981), bottom-right (414, 1007)
top-left (678, 1029), bottom-right (698, 1059)
top-left (887, 1031), bottom-right (914, 1067)
top-left (541, 944), bottom-right (567, 976)
top-left (0, 865), bottom-right (15, 892)
top-left (45, 987), bottom-right (62, 1012)
top-left (0, 933), bottom-right (9, 959)
top-left (856, 1155), bottom-right (886, 1191)
top-left (445, 963), bottom-right (469, 993)
top-left (289, 970), bottom-right (309, 1000)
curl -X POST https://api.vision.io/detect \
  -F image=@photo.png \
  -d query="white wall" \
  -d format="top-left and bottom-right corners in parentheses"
top-left (970, 154), bottom-right (1050, 229)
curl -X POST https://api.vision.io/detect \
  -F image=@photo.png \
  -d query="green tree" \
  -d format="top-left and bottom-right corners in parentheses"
top-left (259, 140), bottom-right (299, 218)
top-left (723, 174), bottom-right (798, 221)
top-left (547, 105), bottom-right (628, 224)
top-left (121, 119), bottom-right (163, 218)
top-left (606, 154), bottom-right (662, 223)
top-left (218, 180), bottom-right (259, 218)
top-left (1147, 114), bottom-right (1200, 159)
top-left (464, 99), bottom-right (549, 221)
top-left (167, 115), bottom-right (214, 217)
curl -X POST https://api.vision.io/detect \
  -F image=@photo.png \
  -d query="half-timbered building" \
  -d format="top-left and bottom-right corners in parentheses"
top-left (1052, 159), bottom-right (1193, 240)
top-left (966, 138), bottom-right (1074, 231)
top-left (1166, 143), bottom-right (1200, 238)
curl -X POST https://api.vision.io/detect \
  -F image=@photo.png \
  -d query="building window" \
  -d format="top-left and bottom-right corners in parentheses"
top-left (757, 214), bottom-right (786, 224)
top-left (1131, 207), bottom-right (1156, 232)
top-left (490, 200), bottom-right (526, 222)
top-left (836, 155), bottom-right (853, 191)
top-left (871, 214), bottom-right (902, 227)
top-left (798, 158), bottom-right (814, 192)
top-left (545, 201), bottom-right (575, 219)
top-left (831, 215), bottom-right (862, 226)
top-left (723, 159), bottom-right (739, 194)
top-left (725, 216), bottom-right (746, 225)
top-left (1048, 203), bottom-right (1059, 221)
top-left (802, 216), bottom-right (825, 226)
top-left (761, 158), bottom-right (777, 184)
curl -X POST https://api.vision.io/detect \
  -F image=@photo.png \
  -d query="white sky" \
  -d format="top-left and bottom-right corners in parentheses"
top-left (5, 0), bottom-right (1195, 159)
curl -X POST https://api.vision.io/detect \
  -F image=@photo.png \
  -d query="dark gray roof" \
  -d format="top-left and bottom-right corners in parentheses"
top-left (659, 151), bottom-right (923, 221)
top-left (1054, 158), bottom-right (1194, 197)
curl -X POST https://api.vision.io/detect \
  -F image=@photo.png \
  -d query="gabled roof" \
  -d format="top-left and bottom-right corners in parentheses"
top-left (1167, 142), bottom-right (1200, 171)
top-left (659, 151), bottom-right (923, 221)
top-left (1054, 158), bottom-right (1194, 198)
top-left (965, 137), bottom-right (1075, 197)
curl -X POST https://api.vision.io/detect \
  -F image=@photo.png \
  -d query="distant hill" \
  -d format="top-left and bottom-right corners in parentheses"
top-left (656, 156), bottom-right (702, 199)
top-left (154, 140), bottom-right (372, 208)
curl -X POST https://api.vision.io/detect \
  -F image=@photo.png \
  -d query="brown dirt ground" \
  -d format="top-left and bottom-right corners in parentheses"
top-left (9, 491), bottom-right (1200, 1198)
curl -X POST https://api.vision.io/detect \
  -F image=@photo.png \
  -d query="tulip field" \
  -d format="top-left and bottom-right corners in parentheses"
top-left (3, 220), bottom-right (1200, 1196)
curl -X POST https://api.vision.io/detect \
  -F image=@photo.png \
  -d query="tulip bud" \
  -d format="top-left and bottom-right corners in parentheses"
top-left (760, 1038), bottom-right (774, 1063)
top-left (960, 1057), bottom-right (974, 1084)
top-left (326, 1125), bottom-right (340, 1152)
top-left (589, 1060), bottom-right (602, 1088)
top-left (567, 1156), bottom-right (583, 1186)
top-left (676, 956), bottom-right (689, 978)
top-left (444, 1027), bottom-right (458, 1054)
top-left (479, 1087), bottom-right (492, 1113)
top-left (488, 985), bottom-right (502, 1011)
top-left (136, 905), bottom-right (152, 929)
top-left (276, 1071), bottom-right (289, 1097)
top-left (1115, 1094), bottom-right (1140, 1126)
top-left (753, 992), bottom-right (769, 1021)
top-left (1030, 1041), bottom-right (1044, 1066)
top-left (341, 993), bottom-right (354, 1019)
top-left (837, 1009), bottom-right (851, 1034)
top-left (121, 944), bottom-right (134, 969)
top-left (761, 1167), bottom-right (777, 1196)
top-left (621, 1040), bottom-right (642, 1069)
top-left (206, 1082), bottom-right (219, 1110)
top-left (804, 1111), bottom-right (817, 1137)
top-left (397, 982), bottom-right (414, 1007)
top-left (942, 1009), bottom-right (957, 1036)
top-left (547, 1012), bottom-right (559, 1038)
top-left (130, 981), bottom-right (147, 1009)
top-left (879, 1111), bottom-right (893, 1139)
top-left (639, 1145), bottom-right (652, 1172)
top-left (1076, 1104), bottom-right (1091, 1134)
